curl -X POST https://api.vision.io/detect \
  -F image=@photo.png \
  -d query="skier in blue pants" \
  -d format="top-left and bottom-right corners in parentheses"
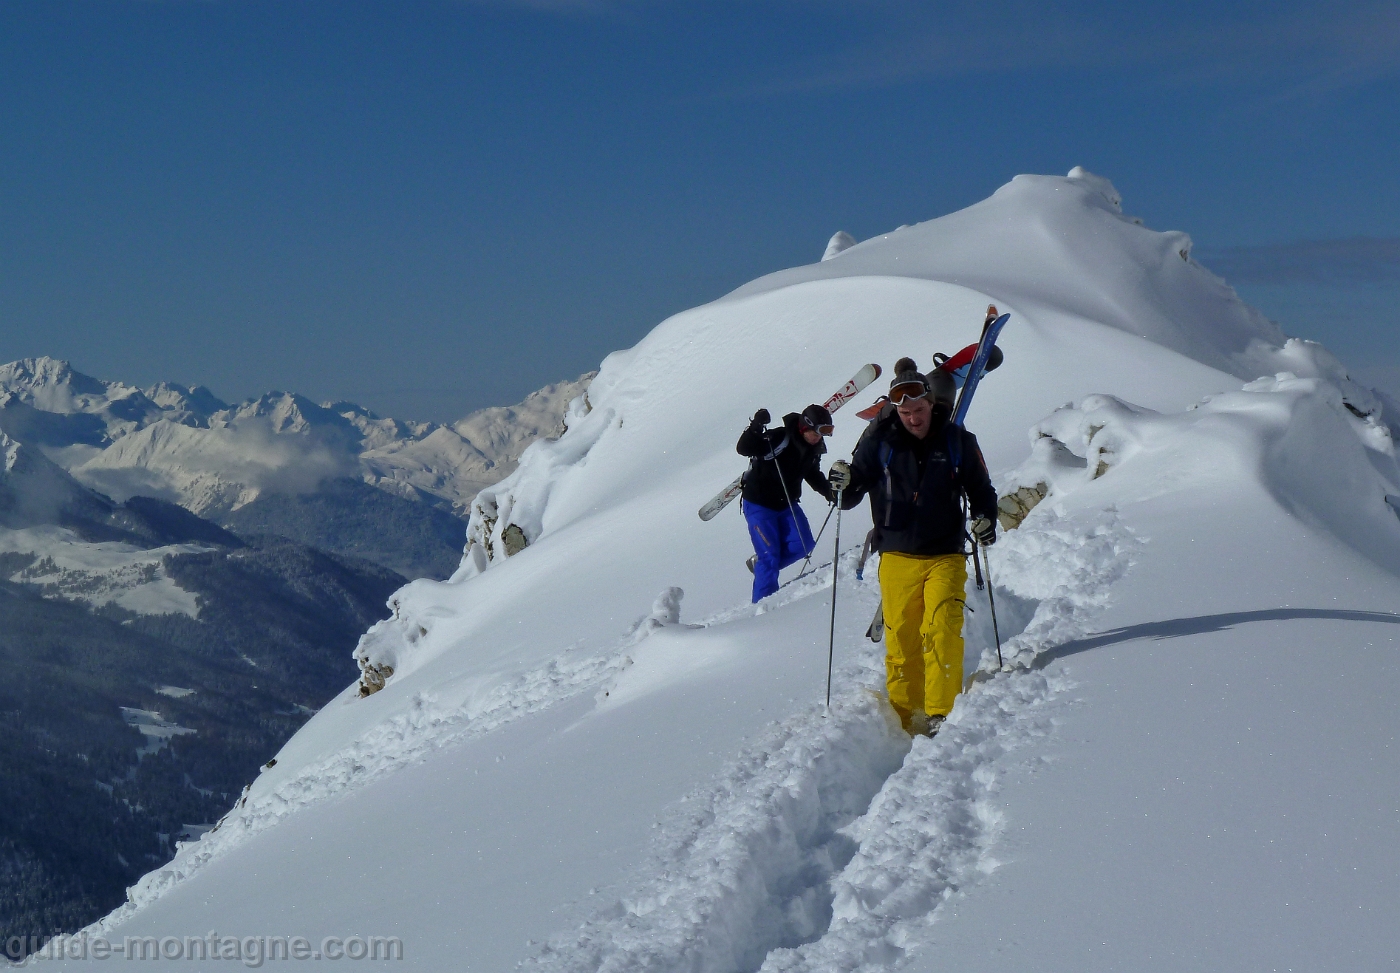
top-left (736, 405), bottom-right (836, 602)
top-left (743, 500), bottom-right (817, 601)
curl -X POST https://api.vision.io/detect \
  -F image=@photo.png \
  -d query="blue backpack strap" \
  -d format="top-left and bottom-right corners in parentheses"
top-left (877, 441), bottom-right (896, 527)
top-left (949, 425), bottom-right (975, 555)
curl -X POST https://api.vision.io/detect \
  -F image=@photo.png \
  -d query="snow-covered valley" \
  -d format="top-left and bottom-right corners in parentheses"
top-left (32, 169), bottom-right (1400, 971)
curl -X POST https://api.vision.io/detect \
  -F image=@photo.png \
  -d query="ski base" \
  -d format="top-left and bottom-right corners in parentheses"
top-left (698, 475), bottom-right (744, 522)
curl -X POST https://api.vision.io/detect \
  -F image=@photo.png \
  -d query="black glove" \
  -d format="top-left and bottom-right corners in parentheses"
top-left (970, 516), bottom-right (996, 546)
top-left (750, 408), bottom-right (771, 429)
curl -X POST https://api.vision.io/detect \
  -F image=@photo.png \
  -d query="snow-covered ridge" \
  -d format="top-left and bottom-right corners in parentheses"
top-left (46, 169), bottom-right (1400, 971)
top-left (0, 358), bottom-right (593, 517)
top-left (455, 168), bottom-right (1387, 587)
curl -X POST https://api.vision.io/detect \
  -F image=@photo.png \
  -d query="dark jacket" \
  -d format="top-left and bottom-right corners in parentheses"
top-left (736, 412), bottom-right (834, 511)
top-left (840, 412), bottom-right (997, 556)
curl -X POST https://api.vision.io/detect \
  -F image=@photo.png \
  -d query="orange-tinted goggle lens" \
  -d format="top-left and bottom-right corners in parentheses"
top-left (889, 381), bottom-right (928, 405)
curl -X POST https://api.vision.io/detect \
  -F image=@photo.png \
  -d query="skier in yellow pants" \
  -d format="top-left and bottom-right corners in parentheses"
top-left (829, 357), bottom-right (998, 736)
top-left (878, 552), bottom-right (968, 730)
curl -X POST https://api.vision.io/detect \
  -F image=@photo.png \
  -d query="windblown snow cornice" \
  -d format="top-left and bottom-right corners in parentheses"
top-left (729, 167), bottom-right (1288, 381)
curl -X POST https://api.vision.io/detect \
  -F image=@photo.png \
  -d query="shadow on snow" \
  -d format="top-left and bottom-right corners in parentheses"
top-left (1036, 608), bottom-right (1400, 668)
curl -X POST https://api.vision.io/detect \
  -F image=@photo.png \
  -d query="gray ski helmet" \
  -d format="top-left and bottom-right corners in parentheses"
top-left (928, 368), bottom-right (956, 409)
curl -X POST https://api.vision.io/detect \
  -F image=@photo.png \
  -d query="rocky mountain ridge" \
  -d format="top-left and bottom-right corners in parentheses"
top-left (0, 357), bottom-right (592, 520)
top-left (0, 359), bottom-right (592, 578)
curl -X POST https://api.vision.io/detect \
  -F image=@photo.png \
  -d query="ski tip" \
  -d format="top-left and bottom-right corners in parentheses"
top-left (855, 397), bottom-right (887, 422)
top-left (869, 363), bottom-right (882, 379)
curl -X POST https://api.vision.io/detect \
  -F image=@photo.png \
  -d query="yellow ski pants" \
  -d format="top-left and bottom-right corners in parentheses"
top-left (878, 551), bottom-right (968, 728)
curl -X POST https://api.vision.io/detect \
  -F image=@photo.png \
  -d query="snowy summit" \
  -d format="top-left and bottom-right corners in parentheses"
top-left (43, 169), bottom-right (1400, 972)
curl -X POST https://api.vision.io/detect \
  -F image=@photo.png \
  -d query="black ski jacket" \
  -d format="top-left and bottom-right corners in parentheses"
top-left (736, 412), bottom-right (834, 511)
top-left (839, 412), bottom-right (997, 557)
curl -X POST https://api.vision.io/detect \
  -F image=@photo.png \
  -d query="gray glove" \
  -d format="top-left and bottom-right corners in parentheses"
top-left (970, 516), bottom-right (996, 546)
top-left (828, 460), bottom-right (853, 491)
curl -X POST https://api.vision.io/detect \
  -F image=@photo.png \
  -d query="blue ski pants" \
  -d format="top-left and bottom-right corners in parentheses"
top-left (743, 500), bottom-right (815, 602)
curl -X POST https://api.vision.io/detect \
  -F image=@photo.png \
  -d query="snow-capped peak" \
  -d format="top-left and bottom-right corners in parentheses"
top-left (143, 380), bottom-right (229, 419)
top-left (1, 358), bottom-right (594, 519)
top-left (214, 391), bottom-right (349, 437)
top-left (1, 355), bottom-right (143, 417)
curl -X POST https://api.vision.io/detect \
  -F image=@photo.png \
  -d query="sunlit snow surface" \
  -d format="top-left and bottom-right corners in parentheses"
top-left (120, 707), bottom-right (198, 757)
top-left (0, 525), bottom-right (206, 617)
top-left (43, 170), bottom-right (1400, 972)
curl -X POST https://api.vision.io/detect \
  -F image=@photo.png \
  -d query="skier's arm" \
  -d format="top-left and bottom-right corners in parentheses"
top-left (803, 452), bottom-right (834, 503)
top-left (735, 409), bottom-right (772, 457)
top-left (834, 436), bottom-right (878, 509)
top-left (958, 431), bottom-right (998, 523)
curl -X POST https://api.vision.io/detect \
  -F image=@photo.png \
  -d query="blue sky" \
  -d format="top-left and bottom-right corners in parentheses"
top-left (1, 1), bottom-right (1396, 420)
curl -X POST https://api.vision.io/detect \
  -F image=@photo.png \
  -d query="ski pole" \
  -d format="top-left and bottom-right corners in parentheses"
top-left (771, 452), bottom-right (803, 548)
top-left (826, 488), bottom-right (844, 711)
top-left (980, 542), bottom-right (1003, 668)
top-left (796, 500), bottom-right (836, 579)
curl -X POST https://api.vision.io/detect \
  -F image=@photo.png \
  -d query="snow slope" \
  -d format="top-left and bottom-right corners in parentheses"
top-left (37, 169), bottom-right (1400, 972)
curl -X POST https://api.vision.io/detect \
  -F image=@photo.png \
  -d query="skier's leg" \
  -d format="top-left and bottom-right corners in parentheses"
top-left (921, 554), bottom-right (969, 717)
top-left (878, 552), bottom-right (931, 730)
top-left (744, 502), bottom-right (784, 602)
top-left (776, 504), bottom-right (815, 571)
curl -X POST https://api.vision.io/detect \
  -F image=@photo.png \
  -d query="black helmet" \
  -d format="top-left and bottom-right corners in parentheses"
top-left (800, 404), bottom-right (834, 435)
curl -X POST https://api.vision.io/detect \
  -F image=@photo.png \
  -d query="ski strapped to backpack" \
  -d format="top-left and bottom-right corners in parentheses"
top-left (952, 308), bottom-right (1011, 667)
top-left (855, 307), bottom-right (1008, 422)
top-left (697, 363), bottom-right (882, 521)
top-left (952, 310), bottom-right (1010, 427)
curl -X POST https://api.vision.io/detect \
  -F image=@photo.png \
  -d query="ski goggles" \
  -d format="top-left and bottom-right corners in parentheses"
top-left (801, 419), bottom-right (835, 436)
top-left (888, 380), bottom-right (929, 405)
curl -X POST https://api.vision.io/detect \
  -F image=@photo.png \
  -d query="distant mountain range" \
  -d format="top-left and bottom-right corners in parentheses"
top-left (0, 361), bottom-right (589, 949)
top-left (2, 428), bottom-right (409, 941)
top-left (0, 358), bottom-right (592, 578)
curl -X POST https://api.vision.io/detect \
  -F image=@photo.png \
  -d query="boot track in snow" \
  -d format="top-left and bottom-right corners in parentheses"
top-left (71, 502), bottom-right (1132, 970)
top-left (527, 506), bottom-right (1135, 973)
